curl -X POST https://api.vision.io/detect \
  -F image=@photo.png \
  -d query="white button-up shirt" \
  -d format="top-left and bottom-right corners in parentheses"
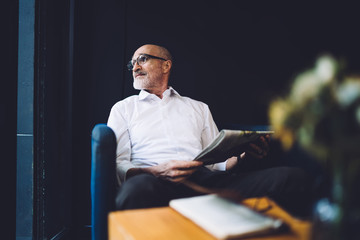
top-left (107, 87), bottom-right (226, 183)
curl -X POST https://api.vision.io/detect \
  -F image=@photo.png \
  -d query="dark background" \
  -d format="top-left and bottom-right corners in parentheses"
top-left (3, 0), bottom-right (360, 239)
top-left (90, 1), bottom-right (360, 127)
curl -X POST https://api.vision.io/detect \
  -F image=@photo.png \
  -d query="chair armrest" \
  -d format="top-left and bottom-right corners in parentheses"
top-left (91, 124), bottom-right (117, 240)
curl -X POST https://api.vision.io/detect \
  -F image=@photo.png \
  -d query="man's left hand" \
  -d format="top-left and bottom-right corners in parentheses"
top-left (243, 135), bottom-right (270, 159)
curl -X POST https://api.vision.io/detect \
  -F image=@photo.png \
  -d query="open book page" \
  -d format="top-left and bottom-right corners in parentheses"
top-left (195, 129), bottom-right (274, 165)
top-left (170, 194), bottom-right (283, 240)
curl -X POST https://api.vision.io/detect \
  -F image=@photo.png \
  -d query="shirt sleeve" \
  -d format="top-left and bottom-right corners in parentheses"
top-left (201, 104), bottom-right (227, 171)
top-left (107, 103), bottom-right (135, 184)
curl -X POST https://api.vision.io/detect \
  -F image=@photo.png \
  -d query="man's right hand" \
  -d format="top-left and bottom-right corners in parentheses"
top-left (127, 160), bottom-right (203, 183)
top-left (147, 160), bottom-right (203, 182)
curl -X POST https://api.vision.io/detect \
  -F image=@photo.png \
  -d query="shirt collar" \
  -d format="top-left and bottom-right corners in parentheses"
top-left (138, 87), bottom-right (180, 101)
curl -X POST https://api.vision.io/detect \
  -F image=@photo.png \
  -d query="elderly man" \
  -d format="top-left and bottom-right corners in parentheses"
top-left (107, 44), bottom-right (311, 214)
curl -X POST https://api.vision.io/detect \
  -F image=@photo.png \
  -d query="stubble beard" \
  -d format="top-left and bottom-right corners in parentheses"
top-left (133, 71), bottom-right (162, 90)
top-left (133, 77), bottom-right (151, 90)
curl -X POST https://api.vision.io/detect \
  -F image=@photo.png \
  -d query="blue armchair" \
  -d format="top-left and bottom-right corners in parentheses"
top-left (91, 124), bottom-right (117, 240)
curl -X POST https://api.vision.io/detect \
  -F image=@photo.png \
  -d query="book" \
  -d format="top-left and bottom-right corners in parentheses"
top-left (194, 129), bottom-right (274, 165)
top-left (169, 194), bottom-right (283, 240)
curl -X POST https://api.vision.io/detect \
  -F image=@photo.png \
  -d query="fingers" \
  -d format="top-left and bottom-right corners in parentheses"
top-left (175, 160), bottom-right (203, 169)
top-left (260, 135), bottom-right (270, 152)
top-left (164, 168), bottom-right (198, 182)
top-left (249, 143), bottom-right (263, 154)
top-left (245, 149), bottom-right (265, 159)
top-left (246, 135), bottom-right (271, 159)
top-left (159, 160), bottom-right (203, 182)
top-left (167, 165), bottom-right (199, 177)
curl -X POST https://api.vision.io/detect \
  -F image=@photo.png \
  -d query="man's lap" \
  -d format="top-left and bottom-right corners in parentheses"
top-left (115, 166), bottom-right (312, 216)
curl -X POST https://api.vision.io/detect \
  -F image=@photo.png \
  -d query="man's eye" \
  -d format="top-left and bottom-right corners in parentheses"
top-left (138, 55), bottom-right (147, 64)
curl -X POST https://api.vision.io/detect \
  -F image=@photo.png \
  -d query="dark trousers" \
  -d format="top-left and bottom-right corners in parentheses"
top-left (115, 166), bottom-right (313, 217)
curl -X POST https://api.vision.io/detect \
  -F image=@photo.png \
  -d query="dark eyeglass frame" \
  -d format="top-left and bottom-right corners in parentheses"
top-left (127, 53), bottom-right (168, 71)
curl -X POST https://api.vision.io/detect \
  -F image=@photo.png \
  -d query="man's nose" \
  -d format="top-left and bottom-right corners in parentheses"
top-left (132, 61), bottom-right (141, 72)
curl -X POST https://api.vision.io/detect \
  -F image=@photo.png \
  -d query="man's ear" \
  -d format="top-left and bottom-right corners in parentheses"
top-left (162, 60), bottom-right (172, 73)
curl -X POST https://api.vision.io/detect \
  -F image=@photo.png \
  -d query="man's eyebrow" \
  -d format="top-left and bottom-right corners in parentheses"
top-left (131, 53), bottom-right (145, 60)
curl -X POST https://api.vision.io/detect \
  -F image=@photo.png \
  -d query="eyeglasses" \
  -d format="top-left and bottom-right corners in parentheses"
top-left (127, 53), bottom-right (168, 71)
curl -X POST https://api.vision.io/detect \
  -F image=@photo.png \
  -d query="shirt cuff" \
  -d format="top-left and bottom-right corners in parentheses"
top-left (206, 160), bottom-right (227, 171)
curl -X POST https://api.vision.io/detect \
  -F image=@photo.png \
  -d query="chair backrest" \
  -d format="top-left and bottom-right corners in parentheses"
top-left (91, 124), bottom-right (117, 240)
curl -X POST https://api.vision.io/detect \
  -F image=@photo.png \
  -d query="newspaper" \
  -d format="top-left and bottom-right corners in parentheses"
top-left (195, 129), bottom-right (274, 165)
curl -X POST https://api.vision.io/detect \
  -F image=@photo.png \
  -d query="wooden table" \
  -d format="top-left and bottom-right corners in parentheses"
top-left (108, 197), bottom-right (312, 240)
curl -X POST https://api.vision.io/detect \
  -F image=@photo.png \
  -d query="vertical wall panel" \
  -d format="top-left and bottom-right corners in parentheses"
top-left (72, 1), bottom-right (127, 237)
top-left (34, 0), bottom-right (74, 239)
top-left (16, 136), bottom-right (34, 240)
top-left (16, 0), bottom-right (35, 239)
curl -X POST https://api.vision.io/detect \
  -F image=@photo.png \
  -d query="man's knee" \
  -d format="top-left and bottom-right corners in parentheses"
top-left (115, 174), bottom-right (167, 210)
top-left (268, 167), bottom-right (309, 193)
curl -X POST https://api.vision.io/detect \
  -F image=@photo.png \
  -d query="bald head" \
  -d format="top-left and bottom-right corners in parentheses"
top-left (133, 44), bottom-right (172, 62)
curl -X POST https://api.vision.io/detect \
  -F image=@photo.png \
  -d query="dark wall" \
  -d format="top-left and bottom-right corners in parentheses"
top-left (1, 0), bottom-right (18, 239)
top-left (122, 1), bottom-right (360, 126)
top-left (72, 0), bottom-right (127, 237)
top-left (73, 0), bottom-right (360, 130)
top-left (25, 0), bottom-right (360, 239)
top-left (34, 0), bottom-right (75, 238)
